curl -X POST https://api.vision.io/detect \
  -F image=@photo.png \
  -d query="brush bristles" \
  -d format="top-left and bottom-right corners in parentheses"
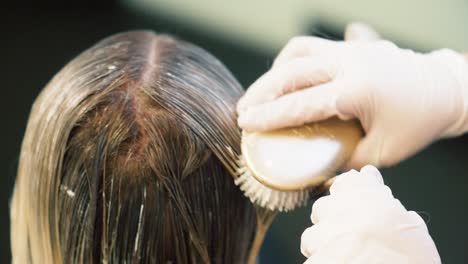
top-left (234, 158), bottom-right (310, 212)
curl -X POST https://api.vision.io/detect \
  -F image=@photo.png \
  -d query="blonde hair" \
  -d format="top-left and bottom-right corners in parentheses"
top-left (11, 31), bottom-right (275, 264)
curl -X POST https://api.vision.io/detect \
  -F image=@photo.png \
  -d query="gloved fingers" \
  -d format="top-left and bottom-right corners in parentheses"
top-left (300, 222), bottom-right (342, 258)
top-left (237, 56), bottom-right (336, 114)
top-left (360, 164), bottom-right (383, 180)
top-left (393, 211), bottom-right (442, 263)
top-left (310, 191), bottom-right (368, 224)
top-left (330, 172), bottom-right (387, 195)
top-left (272, 36), bottom-right (339, 67)
top-left (403, 211), bottom-right (429, 231)
top-left (343, 129), bottom-right (384, 170)
top-left (331, 167), bottom-right (393, 198)
top-left (238, 80), bottom-right (341, 132)
top-left (331, 165), bottom-right (385, 195)
top-left (344, 22), bottom-right (381, 41)
top-left (334, 84), bottom-right (371, 128)
top-left (274, 23), bottom-right (379, 71)
top-left (301, 221), bottom-right (362, 259)
top-left (300, 226), bottom-right (317, 257)
top-left (312, 168), bottom-right (393, 224)
top-left (311, 190), bottom-right (392, 226)
top-left (310, 195), bottom-right (333, 224)
top-left (303, 219), bottom-right (441, 264)
top-left (303, 232), bottom-right (363, 263)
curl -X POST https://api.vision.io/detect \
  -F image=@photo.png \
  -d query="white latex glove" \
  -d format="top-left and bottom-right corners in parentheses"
top-left (300, 165), bottom-right (441, 264)
top-left (237, 23), bottom-right (468, 168)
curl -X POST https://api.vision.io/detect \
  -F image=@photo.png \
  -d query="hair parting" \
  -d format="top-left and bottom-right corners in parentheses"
top-left (11, 31), bottom-right (276, 264)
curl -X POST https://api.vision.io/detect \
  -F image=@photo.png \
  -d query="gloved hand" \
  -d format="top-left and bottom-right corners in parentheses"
top-left (300, 165), bottom-right (441, 264)
top-left (237, 23), bottom-right (468, 168)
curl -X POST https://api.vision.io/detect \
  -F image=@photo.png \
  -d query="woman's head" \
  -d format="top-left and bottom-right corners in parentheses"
top-left (11, 31), bottom-right (274, 263)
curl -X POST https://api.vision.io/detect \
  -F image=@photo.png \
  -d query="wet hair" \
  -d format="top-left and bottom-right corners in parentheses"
top-left (10, 31), bottom-right (275, 264)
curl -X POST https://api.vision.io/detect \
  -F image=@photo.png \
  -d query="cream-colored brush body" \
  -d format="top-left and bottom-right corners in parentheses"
top-left (235, 118), bottom-right (362, 211)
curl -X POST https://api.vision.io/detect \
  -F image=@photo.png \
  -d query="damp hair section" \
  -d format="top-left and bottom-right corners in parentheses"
top-left (11, 31), bottom-right (276, 264)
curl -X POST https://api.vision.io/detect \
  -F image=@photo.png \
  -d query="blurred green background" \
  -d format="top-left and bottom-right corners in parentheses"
top-left (2, 1), bottom-right (468, 263)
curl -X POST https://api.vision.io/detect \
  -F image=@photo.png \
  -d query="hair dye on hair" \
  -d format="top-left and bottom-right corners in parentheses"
top-left (11, 31), bottom-right (276, 264)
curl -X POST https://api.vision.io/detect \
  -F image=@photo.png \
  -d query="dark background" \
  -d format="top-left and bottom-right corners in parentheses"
top-left (2, 2), bottom-right (468, 263)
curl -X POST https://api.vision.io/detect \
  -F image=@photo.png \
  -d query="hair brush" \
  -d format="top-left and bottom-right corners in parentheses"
top-left (235, 117), bottom-right (363, 211)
